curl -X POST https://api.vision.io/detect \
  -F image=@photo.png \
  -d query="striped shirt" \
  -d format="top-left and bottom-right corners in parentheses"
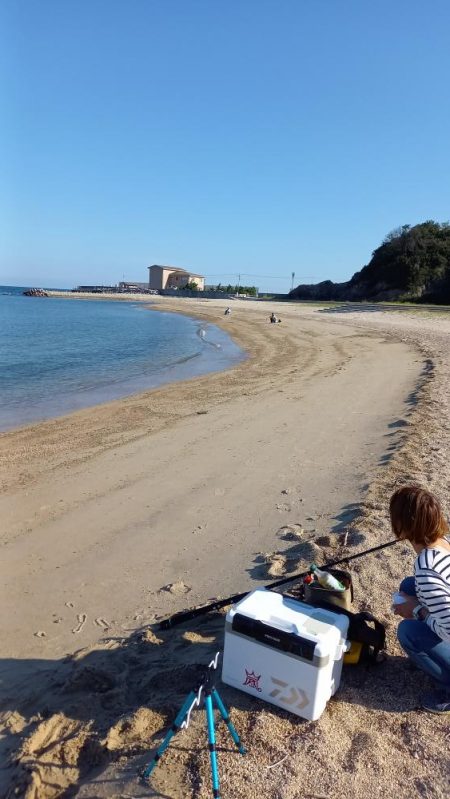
top-left (414, 544), bottom-right (450, 643)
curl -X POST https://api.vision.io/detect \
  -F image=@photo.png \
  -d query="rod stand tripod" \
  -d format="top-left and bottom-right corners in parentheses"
top-left (141, 652), bottom-right (246, 798)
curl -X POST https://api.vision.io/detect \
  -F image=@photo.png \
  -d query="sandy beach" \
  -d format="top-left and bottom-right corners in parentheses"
top-left (1, 297), bottom-right (450, 798)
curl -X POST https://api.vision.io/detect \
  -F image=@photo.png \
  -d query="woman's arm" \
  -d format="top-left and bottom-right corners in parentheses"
top-left (415, 566), bottom-right (450, 642)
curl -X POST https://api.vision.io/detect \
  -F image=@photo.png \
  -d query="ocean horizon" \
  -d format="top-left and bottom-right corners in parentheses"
top-left (0, 286), bottom-right (244, 431)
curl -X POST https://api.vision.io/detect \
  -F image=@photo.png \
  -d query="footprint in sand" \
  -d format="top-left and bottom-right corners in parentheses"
top-left (94, 617), bottom-right (110, 630)
top-left (71, 614), bottom-right (87, 634)
top-left (139, 628), bottom-right (164, 645)
top-left (254, 552), bottom-right (289, 579)
top-left (262, 540), bottom-right (325, 578)
top-left (159, 581), bottom-right (191, 595)
top-left (183, 630), bottom-right (216, 644)
top-left (65, 601), bottom-right (74, 608)
top-left (277, 524), bottom-right (304, 540)
top-left (266, 554), bottom-right (287, 577)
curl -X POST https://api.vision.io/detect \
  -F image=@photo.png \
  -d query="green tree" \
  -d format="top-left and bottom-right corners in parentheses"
top-left (290, 220), bottom-right (450, 303)
top-left (354, 221), bottom-right (450, 298)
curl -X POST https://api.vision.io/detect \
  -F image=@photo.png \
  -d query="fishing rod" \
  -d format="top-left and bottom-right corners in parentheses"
top-left (159, 538), bottom-right (398, 630)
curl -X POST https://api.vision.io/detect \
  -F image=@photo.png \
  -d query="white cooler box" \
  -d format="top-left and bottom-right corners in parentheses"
top-left (222, 588), bottom-right (349, 721)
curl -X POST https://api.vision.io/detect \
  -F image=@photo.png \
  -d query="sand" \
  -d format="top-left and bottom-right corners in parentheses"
top-left (1, 297), bottom-right (449, 798)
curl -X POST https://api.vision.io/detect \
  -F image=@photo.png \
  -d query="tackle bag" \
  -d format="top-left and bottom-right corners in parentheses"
top-left (283, 569), bottom-right (386, 664)
top-left (302, 568), bottom-right (353, 611)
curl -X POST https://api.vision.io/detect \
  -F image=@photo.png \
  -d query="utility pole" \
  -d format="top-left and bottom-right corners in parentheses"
top-left (237, 273), bottom-right (241, 296)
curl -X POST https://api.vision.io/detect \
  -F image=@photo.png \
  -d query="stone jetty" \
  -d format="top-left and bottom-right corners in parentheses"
top-left (23, 288), bottom-right (49, 297)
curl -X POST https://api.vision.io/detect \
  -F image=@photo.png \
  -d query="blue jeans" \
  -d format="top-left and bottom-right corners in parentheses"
top-left (397, 576), bottom-right (450, 687)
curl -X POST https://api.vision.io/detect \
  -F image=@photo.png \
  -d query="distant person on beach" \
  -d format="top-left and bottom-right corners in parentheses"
top-left (390, 485), bottom-right (450, 713)
top-left (270, 312), bottom-right (277, 323)
top-left (224, 307), bottom-right (231, 315)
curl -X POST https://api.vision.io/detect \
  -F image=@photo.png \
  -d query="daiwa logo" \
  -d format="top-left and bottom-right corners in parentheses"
top-left (243, 669), bottom-right (262, 692)
top-left (269, 677), bottom-right (309, 709)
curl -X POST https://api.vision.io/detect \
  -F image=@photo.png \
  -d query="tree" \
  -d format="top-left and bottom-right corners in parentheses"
top-left (185, 281), bottom-right (198, 291)
top-left (354, 221), bottom-right (450, 298)
top-left (290, 220), bottom-right (450, 303)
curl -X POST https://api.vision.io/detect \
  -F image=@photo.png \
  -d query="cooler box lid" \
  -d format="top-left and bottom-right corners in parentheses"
top-left (226, 588), bottom-right (349, 660)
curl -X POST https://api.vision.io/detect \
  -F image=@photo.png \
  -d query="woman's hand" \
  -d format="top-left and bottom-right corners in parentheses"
top-left (393, 592), bottom-right (420, 619)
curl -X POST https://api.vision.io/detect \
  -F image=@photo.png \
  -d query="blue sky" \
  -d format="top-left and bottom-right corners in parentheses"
top-left (1, 1), bottom-right (449, 293)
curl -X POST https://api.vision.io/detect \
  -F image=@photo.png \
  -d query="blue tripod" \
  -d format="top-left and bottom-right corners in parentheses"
top-left (142, 652), bottom-right (246, 798)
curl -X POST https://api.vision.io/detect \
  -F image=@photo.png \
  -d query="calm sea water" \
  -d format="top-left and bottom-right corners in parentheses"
top-left (0, 286), bottom-right (244, 431)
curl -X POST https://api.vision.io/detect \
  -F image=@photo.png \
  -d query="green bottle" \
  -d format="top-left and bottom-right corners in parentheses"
top-left (310, 564), bottom-right (345, 591)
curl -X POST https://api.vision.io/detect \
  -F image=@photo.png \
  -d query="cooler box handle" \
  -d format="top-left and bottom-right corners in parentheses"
top-left (231, 613), bottom-right (317, 661)
top-left (335, 639), bottom-right (351, 660)
top-left (268, 615), bottom-right (299, 634)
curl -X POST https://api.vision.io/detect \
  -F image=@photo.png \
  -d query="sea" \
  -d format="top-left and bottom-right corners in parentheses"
top-left (0, 286), bottom-right (244, 431)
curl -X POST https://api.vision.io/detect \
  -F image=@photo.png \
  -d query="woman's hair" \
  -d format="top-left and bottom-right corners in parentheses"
top-left (389, 485), bottom-right (449, 546)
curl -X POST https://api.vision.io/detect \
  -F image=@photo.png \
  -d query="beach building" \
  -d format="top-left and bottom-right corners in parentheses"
top-left (148, 265), bottom-right (205, 291)
top-left (118, 281), bottom-right (150, 292)
top-left (74, 282), bottom-right (155, 294)
top-left (75, 285), bottom-right (118, 293)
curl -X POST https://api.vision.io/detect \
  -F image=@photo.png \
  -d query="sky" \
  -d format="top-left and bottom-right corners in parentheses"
top-left (1, 1), bottom-right (449, 294)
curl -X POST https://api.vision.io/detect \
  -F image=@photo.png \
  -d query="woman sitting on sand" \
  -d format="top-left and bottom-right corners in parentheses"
top-left (390, 485), bottom-right (450, 713)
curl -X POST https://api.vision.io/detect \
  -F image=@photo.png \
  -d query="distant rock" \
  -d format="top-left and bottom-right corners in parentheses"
top-left (23, 288), bottom-right (48, 297)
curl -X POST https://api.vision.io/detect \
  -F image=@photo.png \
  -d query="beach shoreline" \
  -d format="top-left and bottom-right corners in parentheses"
top-left (2, 298), bottom-right (450, 798)
top-left (0, 295), bottom-right (246, 433)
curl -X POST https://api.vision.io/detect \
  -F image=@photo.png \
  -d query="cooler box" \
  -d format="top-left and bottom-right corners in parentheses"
top-left (222, 588), bottom-right (349, 721)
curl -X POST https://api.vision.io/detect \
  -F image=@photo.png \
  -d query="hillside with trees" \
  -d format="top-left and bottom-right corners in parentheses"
top-left (212, 283), bottom-right (258, 296)
top-left (290, 221), bottom-right (450, 303)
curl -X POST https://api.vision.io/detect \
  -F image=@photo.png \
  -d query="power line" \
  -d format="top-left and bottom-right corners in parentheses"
top-left (204, 273), bottom-right (317, 281)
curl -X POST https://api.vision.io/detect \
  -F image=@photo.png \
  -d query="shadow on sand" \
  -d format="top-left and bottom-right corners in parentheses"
top-left (0, 525), bottom-right (422, 793)
top-left (317, 303), bottom-right (450, 314)
top-left (0, 605), bottom-right (428, 799)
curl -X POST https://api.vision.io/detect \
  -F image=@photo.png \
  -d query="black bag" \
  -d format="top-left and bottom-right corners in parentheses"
top-left (306, 601), bottom-right (386, 663)
top-left (344, 609), bottom-right (386, 662)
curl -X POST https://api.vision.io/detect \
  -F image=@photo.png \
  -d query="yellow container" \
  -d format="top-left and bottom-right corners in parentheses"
top-left (344, 640), bottom-right (363, 665)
